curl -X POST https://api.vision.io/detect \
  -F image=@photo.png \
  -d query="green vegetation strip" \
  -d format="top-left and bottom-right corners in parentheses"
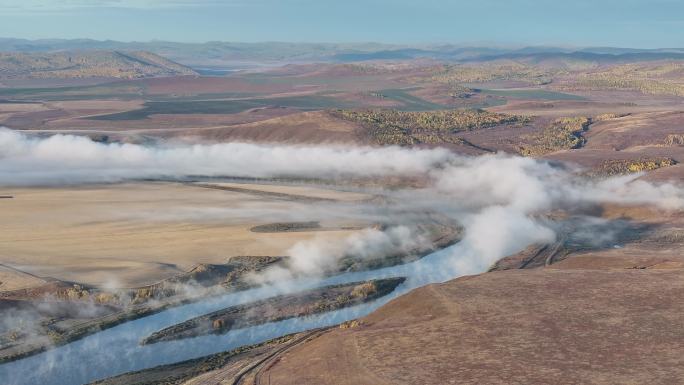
top-left (331, 109), bottom-right (531, 146)
top-left (374, 88), bottom-right (447, 111)
top-left (519, 117), bottom-right (590, 156)
top-left (0, 83), bottom-right (259, 101)
top-left (474, 88), bottom-right (586, 101)
top-left (92, 95), bottom-right (357, 120)
top-left (589, 158), bottom-right (677, 177)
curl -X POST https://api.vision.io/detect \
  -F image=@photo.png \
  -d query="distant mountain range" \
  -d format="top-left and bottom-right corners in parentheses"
top-left (1, 38), bottom-right (684, 72)
top-left (0, 50), bottom-right (197, 79)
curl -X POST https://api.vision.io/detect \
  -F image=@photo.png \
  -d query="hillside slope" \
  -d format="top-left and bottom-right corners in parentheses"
top-left (259, 268), bottom-right (684, 384)
top-left (0, 51), bottom-right (197, 79)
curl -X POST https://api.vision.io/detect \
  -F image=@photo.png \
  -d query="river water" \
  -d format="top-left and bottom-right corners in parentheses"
top-left (0, 243), bottom-right (474, 385)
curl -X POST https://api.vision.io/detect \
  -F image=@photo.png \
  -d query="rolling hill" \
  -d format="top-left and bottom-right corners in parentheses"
top-left (2, 38), bottom-right (684, 67)
top-left (0, 50), bottom-right (197, 79)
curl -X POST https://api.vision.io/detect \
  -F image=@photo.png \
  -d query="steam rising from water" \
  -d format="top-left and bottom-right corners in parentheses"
top-left (1, 128), bottom-right (683, 210)
top-left (0, 128), bottom-right (451, 184)
top-left (1, 128), bottom-right (683, 384)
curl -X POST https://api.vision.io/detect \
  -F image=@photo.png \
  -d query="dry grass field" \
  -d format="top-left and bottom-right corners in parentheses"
top-left (0, 182), bottom-right (370, 288)
top-left (0, 265), bottom-right (47, 292)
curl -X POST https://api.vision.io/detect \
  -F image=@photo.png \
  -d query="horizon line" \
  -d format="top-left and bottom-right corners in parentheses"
top-left (1, 37), bottom-right (684, 52)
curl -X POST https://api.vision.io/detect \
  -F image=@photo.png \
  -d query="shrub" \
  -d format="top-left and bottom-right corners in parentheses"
top-left (519, 117), bottom-right (590, 156)
top-left (331, 109), bottom-right (531, 146)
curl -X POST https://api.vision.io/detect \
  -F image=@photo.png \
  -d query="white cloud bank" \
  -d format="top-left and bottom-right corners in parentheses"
top-left (3, 128), bottom-right (684, 280)
top-left (0, 129), bottom-right (451, 185)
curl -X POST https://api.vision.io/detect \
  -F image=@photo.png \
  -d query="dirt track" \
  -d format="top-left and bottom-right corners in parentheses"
top-left (234, 330), bottom-right (329, 385)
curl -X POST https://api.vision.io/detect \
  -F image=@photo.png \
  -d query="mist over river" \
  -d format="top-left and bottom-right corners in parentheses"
top-left (0, 244), bottom-right (472, 385)
top-left (3, 131), bottom-right (683, 385)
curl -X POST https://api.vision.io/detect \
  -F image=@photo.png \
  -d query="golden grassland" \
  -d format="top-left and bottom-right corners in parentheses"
top-left (0, 182), bottom-right (369, 288)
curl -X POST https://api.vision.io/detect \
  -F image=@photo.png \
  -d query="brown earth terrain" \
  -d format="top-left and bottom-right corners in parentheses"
top-left (257, 268), bottom-right (684, 385)
top-left (90, 330), bottom-right (328, 385)
top-left (224, 201), bottom-right (684, 384)
top-left (2, 57), bottom-right (684, 154)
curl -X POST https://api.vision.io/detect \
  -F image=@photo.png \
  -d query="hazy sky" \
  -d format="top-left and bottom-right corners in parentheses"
top-left (1, 0), bottom-right (682, 47)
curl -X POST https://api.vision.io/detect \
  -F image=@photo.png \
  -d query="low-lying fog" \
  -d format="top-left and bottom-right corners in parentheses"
top-left (2, 127), bottom-right (681, 277)
top-left (1, 127), bottom-right (683, 384)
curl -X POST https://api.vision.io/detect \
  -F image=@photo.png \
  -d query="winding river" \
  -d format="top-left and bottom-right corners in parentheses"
top-left (0, 242), bottom-right (475, 385)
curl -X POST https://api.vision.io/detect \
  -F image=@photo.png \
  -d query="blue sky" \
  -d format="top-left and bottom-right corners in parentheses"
top-left (1, 0), bottom-right (682, 48)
